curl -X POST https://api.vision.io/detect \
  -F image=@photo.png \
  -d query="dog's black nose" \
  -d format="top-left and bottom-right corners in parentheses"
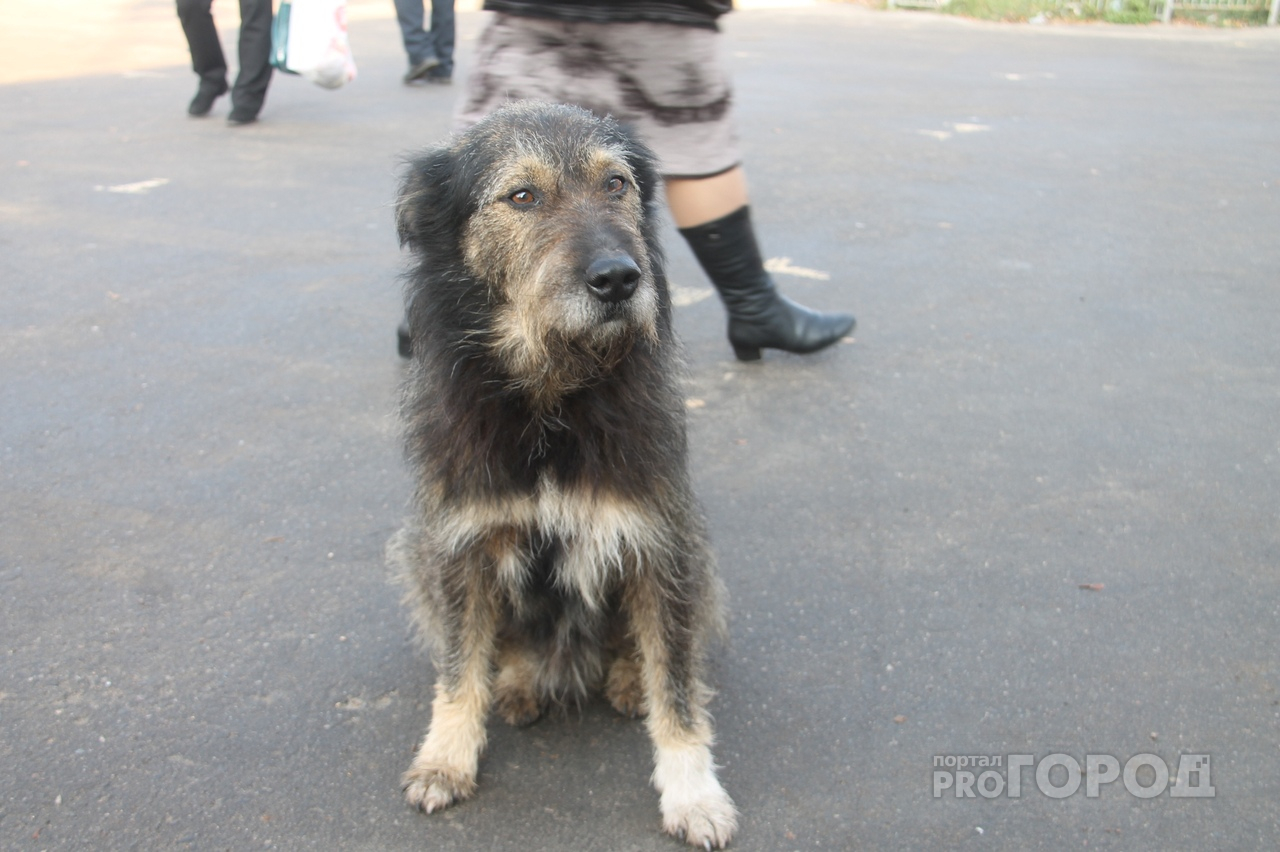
top-left (585, 255), bottom-right (641, 303)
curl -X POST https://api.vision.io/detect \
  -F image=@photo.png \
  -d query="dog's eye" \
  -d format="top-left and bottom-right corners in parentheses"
top-left (509, 189), bottom-right (536, 206)
top-left (605, 176), bottom-right (627, 195)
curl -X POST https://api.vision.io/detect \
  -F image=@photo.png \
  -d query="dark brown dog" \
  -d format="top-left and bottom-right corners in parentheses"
top-left (388, 102), bottom-right (737, 848)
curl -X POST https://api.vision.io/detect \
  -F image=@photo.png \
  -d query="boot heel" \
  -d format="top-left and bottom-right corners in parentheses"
top-left (731, 342), bottom-right (762, 362)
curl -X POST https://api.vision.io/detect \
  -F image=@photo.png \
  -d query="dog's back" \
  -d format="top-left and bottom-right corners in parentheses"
top-left (391, 103), bottom-right (737, 849)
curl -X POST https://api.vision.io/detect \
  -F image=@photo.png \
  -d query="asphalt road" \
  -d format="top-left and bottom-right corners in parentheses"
top-left (2, 4), bottom-right (1278, 850)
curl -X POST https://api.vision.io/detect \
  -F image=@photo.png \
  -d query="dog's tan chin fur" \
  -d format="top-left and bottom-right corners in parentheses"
top-left (490, 305), bottom-right (655, 409)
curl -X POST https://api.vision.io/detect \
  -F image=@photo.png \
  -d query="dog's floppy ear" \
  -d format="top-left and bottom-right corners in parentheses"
top-left (611, 122), bottom-right (662, 213)
top-left (604, 120), bottom-right (666, 262)
top-left (396, 146), bottom-right (467, 251)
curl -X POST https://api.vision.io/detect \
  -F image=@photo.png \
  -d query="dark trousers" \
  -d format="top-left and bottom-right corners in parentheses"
top-left (394, 0), bottom-right (456, 74)
top-left (176, 0), bottom-right (274, 113)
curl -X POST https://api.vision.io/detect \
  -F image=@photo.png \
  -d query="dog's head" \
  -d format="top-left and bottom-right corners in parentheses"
top-left (398, 102), bottom-right (667, 402)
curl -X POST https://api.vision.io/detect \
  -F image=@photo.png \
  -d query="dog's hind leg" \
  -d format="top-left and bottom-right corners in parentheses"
top-left (627, 571), bottom-right (738, 849)
top-left (402, 551), bottom-right (499, 814)
top-left (605, 640), bottom-right (646, 719)
top-left (493, 639), bottom-right (545, 727)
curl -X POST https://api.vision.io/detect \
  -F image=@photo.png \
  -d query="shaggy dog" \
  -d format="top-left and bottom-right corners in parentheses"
top-left (387, 102), bottom-right (737, 849)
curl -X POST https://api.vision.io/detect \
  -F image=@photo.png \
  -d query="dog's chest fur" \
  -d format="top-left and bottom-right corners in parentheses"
top-left (445, 472), bottom-right (665, 611)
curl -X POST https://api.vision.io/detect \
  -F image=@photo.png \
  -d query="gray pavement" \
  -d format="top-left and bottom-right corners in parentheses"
top-left (2, 4), bottom-right (1279, 850)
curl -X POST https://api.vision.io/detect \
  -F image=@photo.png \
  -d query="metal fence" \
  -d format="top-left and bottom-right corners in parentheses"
top-left (1158, 0), bottom-right (1278, 23)
top-left (887, 0), bottom-right (1280, 23)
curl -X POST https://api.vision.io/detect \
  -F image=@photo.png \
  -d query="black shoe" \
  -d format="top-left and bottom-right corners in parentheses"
top-left (679, 205), bottom-right (855, 362)
top-left (422, 68), bottom-right (452, 85)
top-left (403, 54), bottom-right (441, 84)
top-left (188, 79), bottom-right (228, 116)
top-left (227, 105), bottom-right (259, 126)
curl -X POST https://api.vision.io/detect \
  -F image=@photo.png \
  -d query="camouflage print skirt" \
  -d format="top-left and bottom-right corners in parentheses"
top-left (455, 13), bottom-right (741, 179)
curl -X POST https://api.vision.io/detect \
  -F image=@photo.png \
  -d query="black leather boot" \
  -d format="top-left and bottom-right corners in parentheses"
top-left (679, 205), bottom-right (855, 361)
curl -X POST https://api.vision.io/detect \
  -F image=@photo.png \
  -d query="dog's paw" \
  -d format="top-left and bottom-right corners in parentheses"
top-left (401, 764), bottom-right (476, 814)
top-left (494, 685), bottom-right (544, 728)
top-left (606, 680), bottom-right (645, 719)
top-left (605, 656), bottom-right (646, 719)
top-left (661, 787), bottom-right (738, 849)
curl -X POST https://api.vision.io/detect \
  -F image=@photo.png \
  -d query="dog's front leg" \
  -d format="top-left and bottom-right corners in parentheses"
top-left (628, 572), bottom-right (738, 849)
top-left (402, 551), bottom-right (499, 814)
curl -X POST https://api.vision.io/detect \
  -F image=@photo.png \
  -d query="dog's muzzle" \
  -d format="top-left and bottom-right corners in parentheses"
top-left (585, 254), bottom-right (641, 304)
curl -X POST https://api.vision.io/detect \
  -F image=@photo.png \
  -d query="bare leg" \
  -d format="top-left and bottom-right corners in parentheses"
top-left (665, 167), bottom-right (751, 229)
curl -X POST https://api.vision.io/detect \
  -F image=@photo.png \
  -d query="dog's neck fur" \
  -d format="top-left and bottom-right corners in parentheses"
top-left (495, 332), bottom-right (639, 414)
top-left (403, 329), bottom-right (684, 505)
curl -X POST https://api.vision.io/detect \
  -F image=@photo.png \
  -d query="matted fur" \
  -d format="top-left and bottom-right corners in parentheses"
top-left (387, 103), bottom-right (737, 848)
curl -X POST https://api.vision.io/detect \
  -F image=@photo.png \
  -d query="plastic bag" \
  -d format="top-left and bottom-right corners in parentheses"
top-left (271, 0), bottom-right (358, 90)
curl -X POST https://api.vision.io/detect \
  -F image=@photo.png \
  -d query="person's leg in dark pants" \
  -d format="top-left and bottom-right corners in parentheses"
top-left (176, 0), bottom-right (229, 115)
top-left (228, 0), bottom-right (274, 123)
top-left (427, 1), bottom-right (456, 79)
top-left (396, 0), bottom-right (440, 82)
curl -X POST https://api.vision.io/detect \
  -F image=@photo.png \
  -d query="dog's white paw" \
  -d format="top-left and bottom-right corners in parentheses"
top-left (660, 786), bottom-right (738, 849)
top-left (654, 743), bottom-right (738, 848)
top-left (401, 764), bottom-right (476, 814)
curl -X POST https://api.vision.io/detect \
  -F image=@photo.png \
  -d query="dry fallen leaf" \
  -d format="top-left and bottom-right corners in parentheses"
top-left (1078, 583), bottom-right (1105, 592)
top-left (893, 715), bottom-right (907, 724)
